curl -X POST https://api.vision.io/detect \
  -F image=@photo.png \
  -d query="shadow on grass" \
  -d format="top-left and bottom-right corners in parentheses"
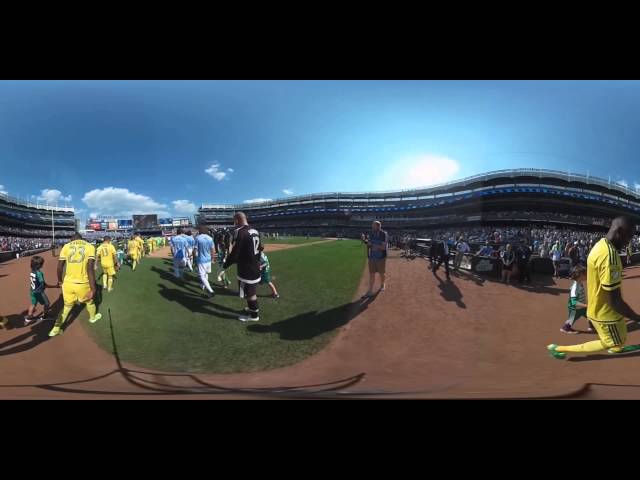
top-left (157, 284), bottom-right (240, 320)
top-left (247, 292), bottom-right (378, 340)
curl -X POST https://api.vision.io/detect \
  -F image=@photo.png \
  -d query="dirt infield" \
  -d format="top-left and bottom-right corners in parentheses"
top-left (4, 249), bottom-right (640, 398)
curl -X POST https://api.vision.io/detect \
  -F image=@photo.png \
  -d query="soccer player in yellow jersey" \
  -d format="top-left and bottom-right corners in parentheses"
top-left (136, 234), bottom-right (145, 259)
top-left (548, 217), bottom-right (640, 359)
top-left (49, 233), bottom-right (102, 337)
top-left (96, 236), bottom-right (119, 292)
top-left (128, 236), bottom-right (140, 270)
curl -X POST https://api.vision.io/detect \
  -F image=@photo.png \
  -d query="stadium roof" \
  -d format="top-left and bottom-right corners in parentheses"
top-left (0, 191), bottom-right (74, 213)
top-left (201, 168), bottom-right (640, 210)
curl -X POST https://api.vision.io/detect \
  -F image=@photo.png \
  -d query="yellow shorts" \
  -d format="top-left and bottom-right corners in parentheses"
top-left (62, 282), bottom-right (93, 306)
top-left (130, 253), bottom-right (139, 261)
top-left (591, 318), bottom-right (627, 349)
top-left (101, 265), bottom-right (116, 276)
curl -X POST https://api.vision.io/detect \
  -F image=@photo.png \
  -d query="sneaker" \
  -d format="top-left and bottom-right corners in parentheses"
top-left (560, 325), bottom-right (579, 334)
top-left (380, 285), bottom-right (386, 293)
top-left (547, 343), bottom-right (567, 360)
top-left (238, 315), bottom-right (260, 322)
top-left (24, 316), bottom-right (36, 326)
top-left (49, 326), bottom-right (63, 337)
top-left (89, 313), bottom-right (103, 324)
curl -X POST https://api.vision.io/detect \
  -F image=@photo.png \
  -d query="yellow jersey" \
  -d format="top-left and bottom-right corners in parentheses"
top-left (587, 238), bottom-right (624, 322)
top-left (136, 237), bottom-right (144, 253)
top-left (97, 242), bottom-right (117, 268)
top-left (128, 239), bottom-right (139, 255)
top-left (59, 239), bottom-right (96, 285)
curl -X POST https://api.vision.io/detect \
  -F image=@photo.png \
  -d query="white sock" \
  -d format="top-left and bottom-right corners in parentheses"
top-left (201, 274), bottom-right (213, 293)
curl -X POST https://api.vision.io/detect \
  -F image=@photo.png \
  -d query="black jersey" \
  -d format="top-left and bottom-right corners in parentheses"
top-left (224, 225), bottom-right (261, 283)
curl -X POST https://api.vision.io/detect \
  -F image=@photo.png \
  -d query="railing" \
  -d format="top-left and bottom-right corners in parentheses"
top-left (0, 191), bottom-right (74, 212)
top-left (200, 168), bottom-right (640, 210)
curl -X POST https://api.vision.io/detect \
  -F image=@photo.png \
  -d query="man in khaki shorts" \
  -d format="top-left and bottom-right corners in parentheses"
top-left (362, 221), bottom-right (388, 299)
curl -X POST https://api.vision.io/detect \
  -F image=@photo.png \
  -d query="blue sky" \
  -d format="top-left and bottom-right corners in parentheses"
top-left (1, 80), bottom-right (640, 223)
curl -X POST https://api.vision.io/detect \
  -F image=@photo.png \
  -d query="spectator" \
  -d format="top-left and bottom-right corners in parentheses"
top-left (478, 242), bottom-right (494, 257)
top-left (517, 241), bottom-right (532, 284)
top-left (501, 244), bottom-right (515, 285)
top-left (454, 236), bottom-right (471, 270)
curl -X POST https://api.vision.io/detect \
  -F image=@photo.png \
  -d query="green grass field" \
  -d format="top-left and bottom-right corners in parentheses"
top-left (86, 240), bottom-right (366, 373)
top-left (260, 236), bottom-right (324, 245)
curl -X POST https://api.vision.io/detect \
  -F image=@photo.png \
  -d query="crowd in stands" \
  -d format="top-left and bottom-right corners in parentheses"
top-left (395, 224), bottom-right (640, 261)
top-left (0, 236), bottom-right (66, 252)
top-left (0, 225), bottom-right (74, 237)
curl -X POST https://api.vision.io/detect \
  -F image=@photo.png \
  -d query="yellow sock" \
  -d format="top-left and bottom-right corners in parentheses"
top-left (86, 301), bottom-right (97, 320)
top-left (102, 273), bottom-right (108, 287)
top-left (55, 305), bottom-right (73, 327)
top-left (107, 276), bottom-right (113, 290)
top-left (133, 260), bottom-right (137, 270)
top-left (556, 340), bottom-right (607, 354)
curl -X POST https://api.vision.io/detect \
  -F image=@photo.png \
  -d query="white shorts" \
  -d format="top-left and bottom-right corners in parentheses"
top-left (174, 257), bottom-right (187, 267)
top-left (198, 262), bottom-right (212, 275)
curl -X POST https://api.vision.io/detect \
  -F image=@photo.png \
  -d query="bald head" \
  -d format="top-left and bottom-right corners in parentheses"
top-left (608, 216), bottom-right (636, 249)
top-left (234, 212), bottom-right (248, 226)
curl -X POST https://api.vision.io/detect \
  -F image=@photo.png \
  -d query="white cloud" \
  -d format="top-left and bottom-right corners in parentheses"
top-left (172, 199), bottom-right (197, 215)
top-left (243, 198), bottom-right (272, 204)
top-left (282, 189), bottom-right (293, 195)
top-left (205, 163), bottom-right (231, 181)
top-left (380, 154), bottom-right (461, 190)
top-left (37, 188), bottom-right (72, 204)
top-left (82, 187), bottom-right (169, 217)
top-left (635, 183), bottom-right (640, 192)
top-left (0, 185), bottom-right (7, 195)
top-left (617, 179), bottom-right (629, 188)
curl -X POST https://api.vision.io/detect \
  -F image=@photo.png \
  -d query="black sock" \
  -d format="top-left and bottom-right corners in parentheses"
top-left (248, 300), bottom-right (259, 318)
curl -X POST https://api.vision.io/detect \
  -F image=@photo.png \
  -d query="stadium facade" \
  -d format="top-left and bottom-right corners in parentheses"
top-left (0, 192), bottom-right (76, 239)
top-left (198, 169), bottom-right (640, 236)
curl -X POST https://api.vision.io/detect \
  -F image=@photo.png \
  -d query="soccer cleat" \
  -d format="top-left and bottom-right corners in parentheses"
top-left (0, 317), bottom-right (8, 329)
top-left (608, 344), bottom-right (640, 354)
top-left (49, 326), bottom-right (63, 337)
top-left (272, 293), bottom-right (280, 299)
top-left (238, 315), bottom-right (259, 322)
top-left (360, 292), bottom-right (373, 300)
top-left (380, 285), bottom-right (386, 293)
top-left (89, 313), bottom-right (102, 324)
top-left (547, 344), bottom-right (567, 359)
top-left (108, 288), bottom-right (114, 293)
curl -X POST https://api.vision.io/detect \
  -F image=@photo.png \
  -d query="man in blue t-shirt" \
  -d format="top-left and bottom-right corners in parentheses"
top-left (170, 228), bottom-right (189, 279)
top-left (361, 221), bottom-right (389, 299)
top-left (195, 225), bottom-right (216, 298)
